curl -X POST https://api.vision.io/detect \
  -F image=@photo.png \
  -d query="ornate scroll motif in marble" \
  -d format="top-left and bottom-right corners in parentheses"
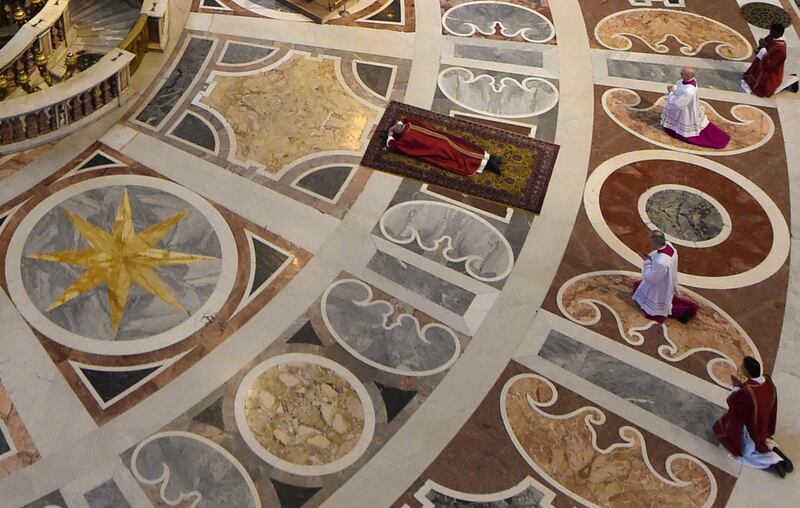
top-left (594, 9), bottom-right (752, 60)
top-left (501, 373), bottom-right (717, 507)
top-left (602, 88), bottom-right (774, 156)
top-left (437, 67), bottom-right (559, 118)
top-left (442, 2), bottom-right (555, 43)
top-left (556, 270), bottom-right (761, 388)
top-left (321, 278), bottom-right (461, 376)
top-left (379, 200), bottom-right (514, 282)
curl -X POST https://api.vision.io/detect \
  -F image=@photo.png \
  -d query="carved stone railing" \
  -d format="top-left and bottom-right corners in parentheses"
top-left (141, 0), bottom-right (168, 51)
top-left (0, 48), bottom-right (133, 153)
top-left (0, 0), bottom-right (73, 97)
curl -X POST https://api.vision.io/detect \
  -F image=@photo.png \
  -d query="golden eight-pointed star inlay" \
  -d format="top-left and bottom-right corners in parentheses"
top-left (28, 188), bottom-right (217, 336)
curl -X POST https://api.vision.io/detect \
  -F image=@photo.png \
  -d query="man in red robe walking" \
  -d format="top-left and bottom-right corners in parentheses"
top-left (713, 357), bottom-right (793, 477)
top-left (741, 24), bottom-right (788, 97)
top-left (386, 119), bottom-right (502, 176)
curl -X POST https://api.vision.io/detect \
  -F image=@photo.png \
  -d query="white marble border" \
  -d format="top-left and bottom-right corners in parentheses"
top-left (233, 352), bottom-right (376, 476)
top-left (5, 174), bottom-right (239, 356)
top-left (130, 430), bottom-right (262, 507)
top-left (290, 164), bottom-right (357, 205)
top-left (320, 278), bottom-right (462, 376)
top-left (584, 150), bottom-right (790, 289)
top-left (636, 183), bottom-right (732, 248)
top-left (600, 88), bottom-right (776, 156)
top-left (500, 372), bottom-right (718, 508)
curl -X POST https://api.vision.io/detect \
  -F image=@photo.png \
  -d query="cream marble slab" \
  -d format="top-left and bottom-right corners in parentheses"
top-left (402, 0), bottom-right (443, 108)
top-left (440, 55), bottom-right (559, 80)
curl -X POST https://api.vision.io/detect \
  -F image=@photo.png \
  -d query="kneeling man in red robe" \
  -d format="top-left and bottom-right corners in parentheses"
top-left (742, 24), bottom-right (787, 97)
top-left (713, 357), bottom-right (794, 477)
top-left (386, 119), bottom-right (502, 176)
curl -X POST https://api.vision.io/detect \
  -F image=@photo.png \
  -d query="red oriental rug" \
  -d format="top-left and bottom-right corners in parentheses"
top-left (361, 101), bottom-right (560, 213)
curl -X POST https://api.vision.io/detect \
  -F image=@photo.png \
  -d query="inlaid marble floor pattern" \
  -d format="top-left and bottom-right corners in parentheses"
top-left (0, 0), bottom-right (798, 507)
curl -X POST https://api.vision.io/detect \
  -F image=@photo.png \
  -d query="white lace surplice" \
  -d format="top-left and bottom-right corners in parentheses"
top-left (660, 80), bottom-right (709, 137)
top-left (633, 242), bottom-right (679, 317)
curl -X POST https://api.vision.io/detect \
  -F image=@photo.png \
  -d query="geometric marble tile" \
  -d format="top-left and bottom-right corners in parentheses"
top-left (83, 479), bottom-right (131, 508)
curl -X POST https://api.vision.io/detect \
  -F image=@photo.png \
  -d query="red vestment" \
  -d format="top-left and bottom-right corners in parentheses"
top-left (714, 376), bottom-right (778, 456)
top-left (744, 38), bottom-right (787, 97)
top-left (387, 120), bottom-right (489, 176)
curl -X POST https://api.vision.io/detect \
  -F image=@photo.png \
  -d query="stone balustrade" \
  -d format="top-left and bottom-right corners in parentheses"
top-left (0, 0), bottom-right (74, 97)
top-left (0, 48), bottom-right (133, 154)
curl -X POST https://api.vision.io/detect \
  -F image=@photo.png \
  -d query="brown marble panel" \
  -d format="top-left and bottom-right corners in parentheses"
top-left (394, 361), bottom-right (735, 508)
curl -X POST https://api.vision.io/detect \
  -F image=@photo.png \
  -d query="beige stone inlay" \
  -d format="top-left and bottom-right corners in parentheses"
top-left (201, 53), bottom-right (379, 173)
top-left (244, 362), bottom-right (365, 466)
top-left (557, 272), bottom-right (760, 388)
top-left (603, 88), bottom-right (773, 155)
top-left (594, 9), bottom-right (752, 61)
top-left (503, 374), bottom-right (716, 507)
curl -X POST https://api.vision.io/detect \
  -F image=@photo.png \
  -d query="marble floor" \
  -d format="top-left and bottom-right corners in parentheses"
top-left (1, 0), bottom-right (799, 506)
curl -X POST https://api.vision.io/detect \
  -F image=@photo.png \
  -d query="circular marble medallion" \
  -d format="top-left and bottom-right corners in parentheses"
top-left (637, 185), bottom-right (731, 248)
top-left (584, 151), bottom-right (789, 289)
top-left (740, 3), bottom-right (790, 30)
top-left (5, 175), bottom-right (238, 355)
top-left (235, 353), bottom-right (375, 476)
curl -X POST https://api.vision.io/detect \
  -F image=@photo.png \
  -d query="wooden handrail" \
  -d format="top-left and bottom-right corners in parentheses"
top-left (117, 13), bottom-right (148, 75)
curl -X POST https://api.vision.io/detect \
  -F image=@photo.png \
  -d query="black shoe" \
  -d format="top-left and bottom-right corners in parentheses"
top-left (774, 447), bottom-right (794, 473)
top-left (771, 461), bottom-right (787, 478)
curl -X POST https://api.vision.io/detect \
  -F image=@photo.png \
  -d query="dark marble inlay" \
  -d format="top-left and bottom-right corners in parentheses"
top-left (376, 382), bottom-right (416, 422)
top-left (171, 113), bottom-right (217, 152)
top-left (355, 62), bottom-right (395, 99)
top-left (270, 478), bottom-right (320, 508)
top-left (81, 366), bottom-right (159, 403)
top-left (645, 189), bottom-right (724, 242)
top-left (539, 330), bottom-right (725, 443)
top-left (287, 321), bottom-right (323, 346)
top-left (202, 0), bottom-right (225, 8)
top-left (78, 152), bottom-right (120, 170)
top-left (453, 45), bottom-right (543, 68)
top-left (20, 491), bottom-right (68, 508)
top-left (364, 0), bottom-right (403, 23)
top-left (250, 236), bottom-right (289, 296)
top-left (606, 59), bottom-right (744, 93)
top-left (220, 42), bottom-right (276, 65)
top-left (295, 165), bottom-right (353, 201)
top-left (251, 0), bottom-right (295, 12)
top-left (136, 37), bottom-right (214, 128)
top-left (84, 479), bottom-right (131, 508)
top-left (193, 397), bottom-right (225, 431)
top-left (367, 250), bottom-right (475, 315)
top-left (0, 424), bottom-right (10, 455)
top-left (425, 485), bottom-right (547, 507)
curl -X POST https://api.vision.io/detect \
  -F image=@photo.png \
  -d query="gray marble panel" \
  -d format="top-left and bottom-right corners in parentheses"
top-left (171, 113), bottom-right (217, 152)
top-left (453, 45), bottom-right (544, 68)
top-left (355, 62), bottom-right (395, 98)
top-left (0, 424), bottom-right (9, 455)
top-left (606, 59), bottom-right (744, 92)
top-left (645, 190), bottom-right (724, 242)
top-left (367, 249), bottom-right (476, 315)
top-left (322, 279), bottom-right (460, 374)
top-left (132, 433), bottom-right (259, 507)
top-left (295, 165), bottom-right (353, 201)
top-left (19, 491), bottom-right (67, 508)
top-left (21, 185), bottom-right (222, 341)
top-left (426, 486), bottom-right (547, 507)
top-left (84, 479), bottom-right (131, 508)
top-left (220, 42), bottom-right (276, 65)
top-left (136, 37), bottom-right (214, 127)
top-left (538, 330), bottom-right (725, 443)
top-left (251, 0), bottom-right (294, 12)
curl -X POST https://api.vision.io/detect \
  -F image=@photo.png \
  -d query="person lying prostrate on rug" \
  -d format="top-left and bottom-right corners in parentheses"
top-left (386, 119), bottom-right (502, 176)
top-left (661, 67), bottom-right (730, 149)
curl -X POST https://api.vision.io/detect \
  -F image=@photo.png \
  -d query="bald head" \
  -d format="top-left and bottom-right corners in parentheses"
top-left (680, 67), bottom-right (696, 81)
